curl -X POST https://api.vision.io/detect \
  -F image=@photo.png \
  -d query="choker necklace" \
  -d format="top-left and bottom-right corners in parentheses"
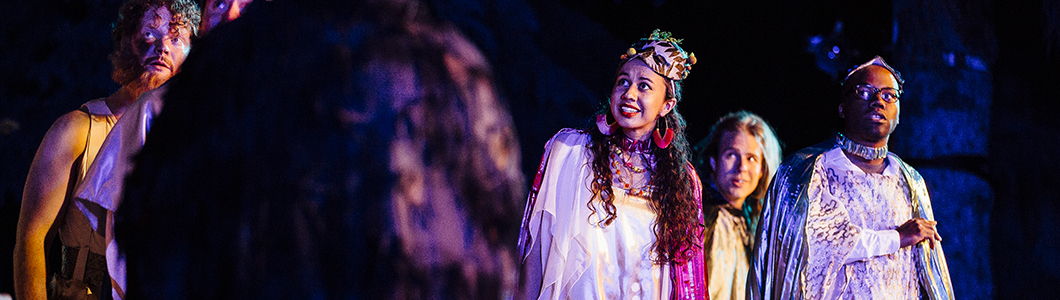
top-left (619, 136), bottom-right (651, 154)
top-left (836, 133), bottom-right (888, 160)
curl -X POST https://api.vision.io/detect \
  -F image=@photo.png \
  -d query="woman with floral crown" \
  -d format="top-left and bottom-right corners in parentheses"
top-left (518, 29), bottom-right (707, 299)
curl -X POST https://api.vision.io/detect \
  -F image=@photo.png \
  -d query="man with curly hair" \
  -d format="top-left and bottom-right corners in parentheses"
top-left (69, 0), bottom-right (249, 298)
top-left (14, 0), bottom-right (199, 299)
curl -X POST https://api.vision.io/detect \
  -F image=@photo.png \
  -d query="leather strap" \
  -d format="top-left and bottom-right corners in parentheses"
top-left (60, 245), bottom-right (109, 289)
top-left (74, 247), bottom-right (88, 281)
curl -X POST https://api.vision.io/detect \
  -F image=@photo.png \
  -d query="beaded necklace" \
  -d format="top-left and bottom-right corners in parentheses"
top-left (610, 137), bottom-right (655, 198)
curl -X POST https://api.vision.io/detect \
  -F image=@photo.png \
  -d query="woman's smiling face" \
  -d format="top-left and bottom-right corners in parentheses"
top-left (610, 58), bottom-right (675, 141)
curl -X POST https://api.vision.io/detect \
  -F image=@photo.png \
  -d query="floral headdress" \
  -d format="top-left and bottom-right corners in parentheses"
top-left (620, 29), bottom-right (697, 83)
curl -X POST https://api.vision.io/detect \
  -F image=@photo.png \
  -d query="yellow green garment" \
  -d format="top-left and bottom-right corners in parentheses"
top-left (747, 138), bottom-right (954, 300)
top-left (702, 184), bottom-right (755, 300)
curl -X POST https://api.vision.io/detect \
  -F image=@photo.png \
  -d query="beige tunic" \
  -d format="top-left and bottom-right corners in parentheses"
top-left (707, 207), bottom-right (750, 300)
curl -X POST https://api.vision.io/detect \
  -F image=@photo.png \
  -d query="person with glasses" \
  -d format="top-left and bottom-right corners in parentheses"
top-left (747, 56), bottom-right (954, 300)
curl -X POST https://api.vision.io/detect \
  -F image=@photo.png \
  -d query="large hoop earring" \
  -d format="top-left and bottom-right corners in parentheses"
top-left (653, 119), bottom-right (674, 149)
top-left (596, 114), bottom-right (619, 136)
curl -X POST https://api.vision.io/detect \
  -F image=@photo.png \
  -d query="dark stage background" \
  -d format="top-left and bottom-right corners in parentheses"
top-left (2, 0), bottom-right (1058, 298)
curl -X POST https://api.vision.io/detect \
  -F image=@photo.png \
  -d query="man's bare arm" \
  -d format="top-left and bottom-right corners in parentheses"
top-left (14, 111), bottom-right (90, 300)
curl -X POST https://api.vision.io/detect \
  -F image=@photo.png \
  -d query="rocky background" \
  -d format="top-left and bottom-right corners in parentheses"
top-left (3, 0), bottom-right (1058, 298)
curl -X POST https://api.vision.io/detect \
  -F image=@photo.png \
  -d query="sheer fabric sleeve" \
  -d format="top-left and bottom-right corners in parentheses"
top-left (517, 129), bottom-right (595, 300)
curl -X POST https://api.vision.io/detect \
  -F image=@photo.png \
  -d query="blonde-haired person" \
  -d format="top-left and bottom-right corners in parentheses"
top-left (694, 111), bottom-right (782, 300)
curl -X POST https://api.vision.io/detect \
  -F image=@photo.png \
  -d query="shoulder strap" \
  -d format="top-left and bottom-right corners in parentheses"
top-left (78, 99), bottom-right (116, 179)
top-left (57, 104), bottom-right (97, 223)
top-left (76, 105), bottom-right (95, 182)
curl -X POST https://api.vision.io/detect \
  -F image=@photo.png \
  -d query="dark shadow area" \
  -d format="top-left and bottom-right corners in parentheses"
top-left (990, 0), bottom-right (1060, 298)
top-left (2, 0), bottom-right (1058, 298)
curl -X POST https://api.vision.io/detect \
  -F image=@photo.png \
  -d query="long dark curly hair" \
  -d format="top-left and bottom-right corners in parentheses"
top-left (586, 76), bottom-right (701, 264)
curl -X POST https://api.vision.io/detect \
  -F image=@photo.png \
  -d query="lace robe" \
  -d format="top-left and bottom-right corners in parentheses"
top-left (747, 138), bottom-right (953, 300)
top-left (804, 147), bottom-right (920, 299)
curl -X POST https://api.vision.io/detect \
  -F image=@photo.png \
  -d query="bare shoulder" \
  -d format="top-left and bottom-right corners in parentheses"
top-left (21, 109), bottom-right (92, 218)
top-left (38, 110), bottom-right (91, 157)
top-left (54, 109), bottom-right (90, 125)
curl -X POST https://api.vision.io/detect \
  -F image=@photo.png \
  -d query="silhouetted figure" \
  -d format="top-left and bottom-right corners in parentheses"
top-left (115, 0), bottom-right (524, 299)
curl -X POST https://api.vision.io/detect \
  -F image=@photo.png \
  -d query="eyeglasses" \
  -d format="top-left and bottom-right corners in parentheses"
top-left (850, 84), bottom-right (900, 103)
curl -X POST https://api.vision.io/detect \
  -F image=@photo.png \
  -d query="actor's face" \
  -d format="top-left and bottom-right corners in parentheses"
top-left (200, 0), bottom-right (253, 35)
top-left (840, 65), bottom-right (901, 146)
top-left (711, 129), bottom-right (763, 204)
top-left (610, 58), bottom-right (676, 140)
top-left (135, 6), bottom-right (191, 86)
